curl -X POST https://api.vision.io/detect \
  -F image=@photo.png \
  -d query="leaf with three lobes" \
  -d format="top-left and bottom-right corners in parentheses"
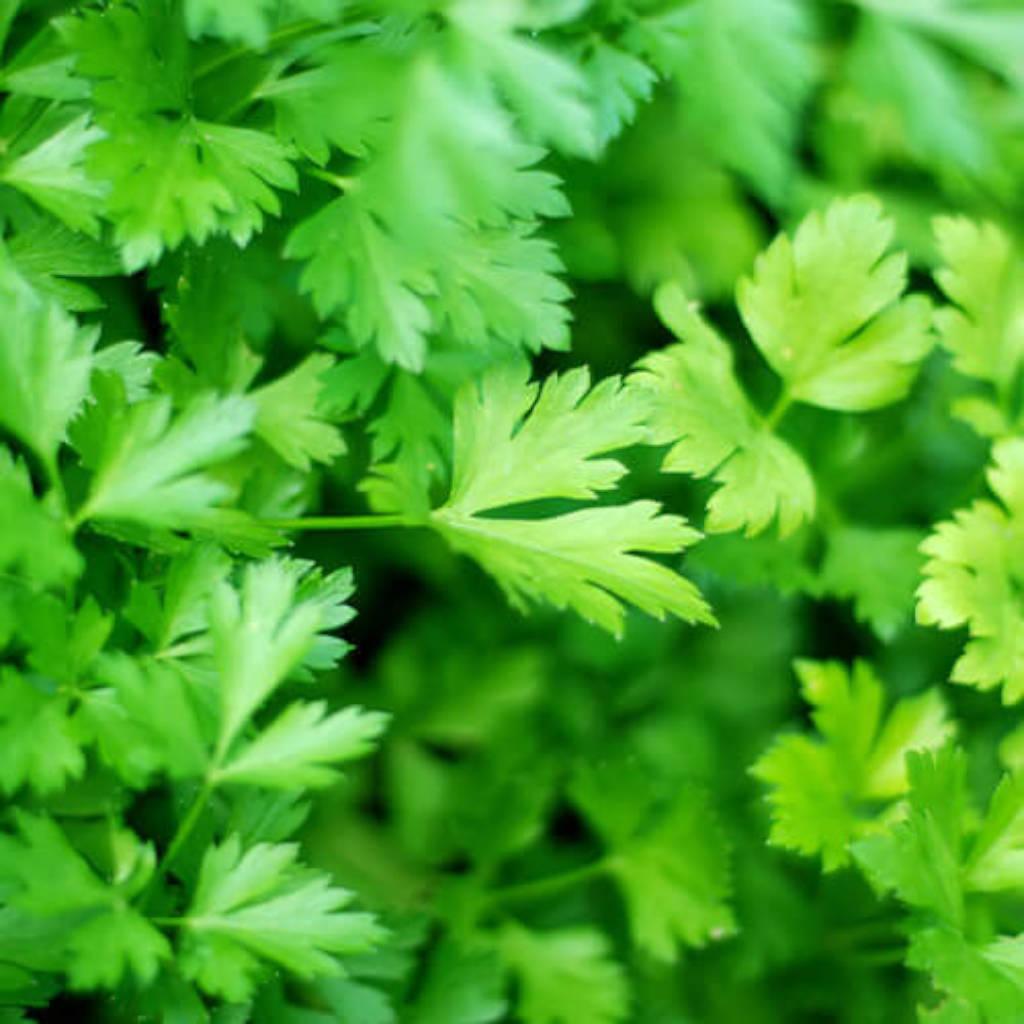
top-left (432, 362), bottom-right (713, 636)
top-left (754, 660), bottom-right (953, 870)
top-left (632, 281), bottom-right (814, 537)
top-left (737, 195), bottom-right (932, 411)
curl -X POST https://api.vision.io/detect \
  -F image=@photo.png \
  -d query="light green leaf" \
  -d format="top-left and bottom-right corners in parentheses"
top-left (78, 393), bottom-right (254, 531)
top-left (215, 701), bottom-right (387, 789)
top-left (91, 115), bottom-right (296, 271)
top-left (445, 362), bottom-right (646, 514)
top-left (933, 217), bottom-right (1024, 393)
top-left (917, 438), bottom-right (1024, 703)
top-left (852, 746), bottom-right (967, 925)
top-left (1, 115), bottom-right (107, 234)
top-left (737, 195), bottom-right (933, 410)
top-left (185, 0), bottom-right (276, 46)
top-left (0, 272), bottom-right (96, 464)
top-left (433, 502), bottom-right (712, 637)
top-left (180, 835), bottom-right (383, 1002)
top-left (210, 559), bottom-right (353, 756)
top-left (433, 363), bottom-right (712, 634)
top-left (647, 0), bottom-right (811, 199)
top-left (448, 0), bottom-right (596, 157)
top-left (965, 773), bottom-right (1024, 893)
top-left (581, 40), bottom-right (656, 148)
top-left (633, 282), bottom-right (815, 537)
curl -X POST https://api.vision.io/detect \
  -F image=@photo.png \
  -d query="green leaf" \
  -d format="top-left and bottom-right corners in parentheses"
top-left (650, 0), bottom-right (812, 199)
top-left (179, 835), bottom-right (383, 1002)
top-left (0, 115), bottom-right (107, 234)
top-left (0, 668), bottom-right (84, 796)
top-left (917, 438), bottom-right (1024, 703)
top-left (632, 282), bottom-right (815, 537)
top-left (0, 452), bottom-right (80, 585)
top-left (581, 40), bottom-right (656, 148)
top-left (754, 660), bottom-right (953, 870)
top-left (286, 194), bottom-right (433, 371)
top-left (606, 794), bottom-right (734, 959)
top-left (184, 0), bottom-right (277, 46)
top-left (817, 525), bottom-right (925, 640)
top-left (406, 942), bottom-right (507, 1024)
top-left (432, 363), bottom-right (712, 635)
top-left (86, 655), bottom-right (209, 784)
top-left (571, 764), bottom-right (734, 959)
top-left (932, 217), bottom-right (1024, 394)
top-left (215, 701), bottom-right (387, 789)
top-left (6, 216), bottom-right (121, 312)
top-left (210, 559), bottom-right (354, 757)
top-left (852, 746), bottom-right (967, 925)
top-left (0, 270), bottom-right (96, 464)
top-left (444, 362), bottom-right (647, 515)
top-left (966, 773), bottom-right (1024, 893)
top-left (91, 115), bottom-right (297, 271)
top-left (447, 0), bottom-right (596, 158)
top-left (77, 393), bottom-right (254, 532)
top-left (431, 225), bottom-right (571, 355)
top-left (909, 927), bottom-right (1024, 1024)
top-left (846, 15), bottom-right (990, 179)
top-left (0, 813), bottom-right (169, 988)
top-left (252, 354), bottom-right (345, 470)
top-left (737, 195), bottom-right (932, 410)
top-left (263, 41), bottom-right (396, 166)
top-left (499, 924), bottom-right (628, 1024)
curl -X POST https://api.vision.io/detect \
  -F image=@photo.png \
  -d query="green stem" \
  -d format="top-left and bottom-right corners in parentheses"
top-left (486, 859), bottom-right (609, 906)
top-left (191, 19), bottom-right (321, 80)
top-left (264, 514), bottom-right (411, 532)
top-left (140, 783), bottom-right (213, 909)
top-left (763, 389), bottom-right (793, 431)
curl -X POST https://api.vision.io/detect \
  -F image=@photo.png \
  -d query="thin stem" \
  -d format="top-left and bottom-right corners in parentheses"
top-left (191, 20), bottom-right (320, 80)
top-left (139, 783), bottom-right (213, 910)
top-left (264, 514), bottom-right (411, 532)
top-left (763, 389), bottom-right (793, 431)
top-left (41, 455), bottom-right (68, 522)
top-left (486, 859), bottom-right (609, 907)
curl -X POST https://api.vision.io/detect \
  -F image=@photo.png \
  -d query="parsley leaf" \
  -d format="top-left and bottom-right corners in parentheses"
top-left (0, 270), bottom-right (96, 466)
top-left (499, 924), bottom-right (628, 1024)
top-left (737, 195), bottom-right (933, 411)
top-left (179, 835), bottom-right (383, 1001)
top-left (633, 281), bottom-right (815, 537)
top-left (917, 438), bottom-right (1024, 703)
top-left (754, 660), bottom-right (953, 870)
top-left (431, 362), bottom-right (713, 635)
top-left (76, 393), bottom-right (255, 533)
top-left (0, 814), bottom-right (170, 989)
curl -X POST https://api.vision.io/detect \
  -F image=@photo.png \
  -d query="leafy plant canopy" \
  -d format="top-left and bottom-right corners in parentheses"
top-left (1, 1), bottom-right (1024, 1022)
